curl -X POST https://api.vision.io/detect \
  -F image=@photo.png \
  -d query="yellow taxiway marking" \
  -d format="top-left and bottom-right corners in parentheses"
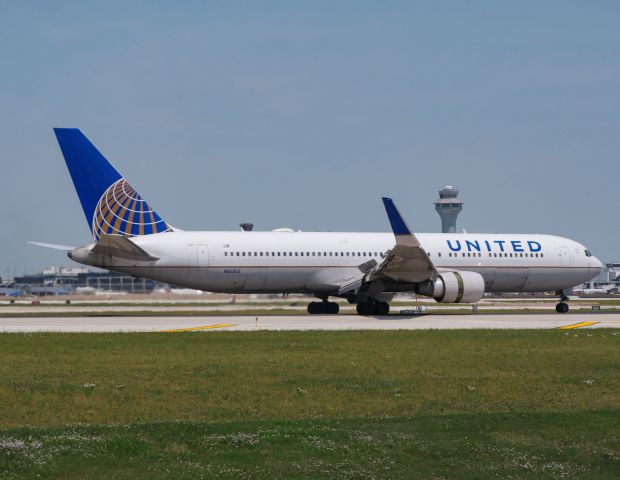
top-left (557, 321), bottom-right (599, 330)
top-left (161, 323), bottom-right (236, 333)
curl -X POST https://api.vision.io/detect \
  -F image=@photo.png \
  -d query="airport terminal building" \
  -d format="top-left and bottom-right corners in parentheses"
top-left (10, 266), bottom-right (157, 295)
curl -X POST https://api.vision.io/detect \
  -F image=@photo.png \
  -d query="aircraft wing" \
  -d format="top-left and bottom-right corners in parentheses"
top-left (338, 198), bottom-right (436, 296)
top-left (371, 197), bottom-right (437, 283)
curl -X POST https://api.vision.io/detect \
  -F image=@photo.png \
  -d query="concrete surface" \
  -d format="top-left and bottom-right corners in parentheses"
top-left (1, 313), bottom-right (619, 332)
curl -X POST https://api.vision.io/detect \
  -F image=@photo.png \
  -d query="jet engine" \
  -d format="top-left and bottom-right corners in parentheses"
top-left (417, 271), bottom-right (485, 304)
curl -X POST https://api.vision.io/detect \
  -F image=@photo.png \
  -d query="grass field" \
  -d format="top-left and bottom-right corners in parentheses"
top-left (1, 330), bottom-right (618, 478)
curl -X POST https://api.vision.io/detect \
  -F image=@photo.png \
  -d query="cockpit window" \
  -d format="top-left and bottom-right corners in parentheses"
top-left (585, 249), bottom-right (592, 257)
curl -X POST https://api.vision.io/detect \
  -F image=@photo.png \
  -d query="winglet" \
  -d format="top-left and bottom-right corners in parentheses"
top-left (382, 197), bottom-right (411, 236)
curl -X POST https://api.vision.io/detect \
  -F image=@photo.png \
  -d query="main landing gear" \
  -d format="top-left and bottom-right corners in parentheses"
top-left (356, 300), bottom-right (390, 316)
top-left (555, 290), bottom-right (570, 313)
top-left (307, 301), bottom-right (340, 314)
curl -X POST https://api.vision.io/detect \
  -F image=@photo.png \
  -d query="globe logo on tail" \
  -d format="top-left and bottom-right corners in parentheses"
top-left (92, 178), bottom-right (170, 241)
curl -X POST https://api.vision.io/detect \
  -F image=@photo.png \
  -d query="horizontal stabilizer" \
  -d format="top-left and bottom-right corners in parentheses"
top-left (28, 241), bottom-right (75, 251)
top-left (91, 234), bottom-right (158, 261)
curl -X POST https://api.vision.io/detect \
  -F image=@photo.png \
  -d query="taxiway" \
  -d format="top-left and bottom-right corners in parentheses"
top-left (1, 313), bottom-right (619, 332)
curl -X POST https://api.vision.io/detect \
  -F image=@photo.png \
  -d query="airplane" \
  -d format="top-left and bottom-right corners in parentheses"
top-left (31, 128), bottom-right (603, 315)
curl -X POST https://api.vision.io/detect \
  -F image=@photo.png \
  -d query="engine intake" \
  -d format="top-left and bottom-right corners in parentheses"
top-left (418, 271), bottom-right (485, 304)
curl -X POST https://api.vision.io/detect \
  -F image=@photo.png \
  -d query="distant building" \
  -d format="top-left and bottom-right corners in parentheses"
top-left (434, 186), bottom-right (463, 233)
top-left (13, 266), bottom-right (159, 295)
top-left (580, 262), bottom-right (620, 293)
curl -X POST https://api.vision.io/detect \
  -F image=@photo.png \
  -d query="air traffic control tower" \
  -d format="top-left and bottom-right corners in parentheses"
top-left (434, 186), bottom-right (463, 233)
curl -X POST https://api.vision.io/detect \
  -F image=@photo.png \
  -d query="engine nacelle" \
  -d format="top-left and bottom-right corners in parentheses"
top-left (418, 271), bottom-right (485, 304)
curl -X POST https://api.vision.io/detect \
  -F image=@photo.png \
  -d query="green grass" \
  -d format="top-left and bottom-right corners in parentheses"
top-left (2, 412), bottom-right (618, 479)
top-left (1, 330), bottom-right (619, 478)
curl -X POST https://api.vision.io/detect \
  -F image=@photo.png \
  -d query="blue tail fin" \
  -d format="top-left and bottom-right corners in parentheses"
top-left (54, 128), bottom-right (171, 241)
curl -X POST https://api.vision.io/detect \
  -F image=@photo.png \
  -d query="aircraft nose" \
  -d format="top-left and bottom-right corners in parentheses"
top-left (591, 256), bottom-right (603, 274)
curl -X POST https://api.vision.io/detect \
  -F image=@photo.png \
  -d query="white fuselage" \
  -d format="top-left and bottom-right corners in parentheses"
top-left (72, 231), bottom-right (603, 296)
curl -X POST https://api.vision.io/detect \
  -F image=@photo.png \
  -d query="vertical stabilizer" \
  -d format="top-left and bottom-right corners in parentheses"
top-left (54, 128), bottom-right (171, 240)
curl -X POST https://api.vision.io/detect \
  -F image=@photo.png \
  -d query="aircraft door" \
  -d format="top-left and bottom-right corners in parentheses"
top-left (559, 247), bottom-right (570, 266)
top-left (196, 243), bottom-right (209, 267)
top-left (190, 243), bottom-right (210, 288)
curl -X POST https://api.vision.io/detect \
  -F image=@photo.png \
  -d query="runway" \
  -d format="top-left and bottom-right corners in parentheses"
top-left (1, 313), bottom-right (619, 332)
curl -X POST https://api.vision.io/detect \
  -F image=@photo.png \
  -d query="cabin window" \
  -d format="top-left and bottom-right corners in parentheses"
top-left (236, 252), bottom-right (240, 256)
top-left (541, 253), bottom-right (544, 257)
top-left (224, 252), bottom-right (228, 256)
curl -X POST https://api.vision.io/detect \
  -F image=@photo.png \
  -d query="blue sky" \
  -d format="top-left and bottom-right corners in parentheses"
top-left (1, 1), bottom-right (618, 277)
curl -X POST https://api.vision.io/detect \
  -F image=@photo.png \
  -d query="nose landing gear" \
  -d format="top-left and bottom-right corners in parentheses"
top-left (555, 290), bottom-right (570, 313)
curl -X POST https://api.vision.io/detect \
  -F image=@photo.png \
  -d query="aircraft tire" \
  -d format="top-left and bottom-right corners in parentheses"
top-left (356, 302), bottom-right (376, 315)
top-left (376, 302), bottom-right (390, 315)
top-left (307, 302), bottom-right (320, 314)
top-left (327, 302), bottom-right (339, 314)
top-left (555, 302), bottom-right (569, 313)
